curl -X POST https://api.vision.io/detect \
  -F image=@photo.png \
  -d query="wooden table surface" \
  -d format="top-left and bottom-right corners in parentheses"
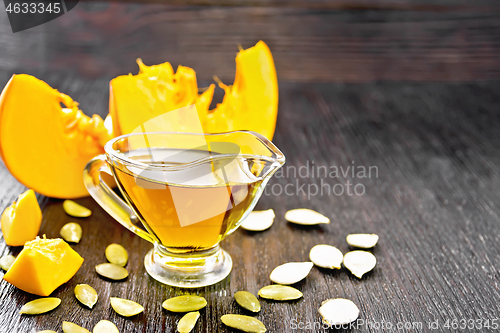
top-left (1, 2), bottom-right (500, 333)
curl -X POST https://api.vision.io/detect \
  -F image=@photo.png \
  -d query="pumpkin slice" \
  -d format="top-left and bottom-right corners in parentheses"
top-left (0, 74), bottom-right (112, 199)
top-left (206, 40), bottom-right (278, 140)
top-left (3, 236), bottom-right (84, 296)
top-left (1, 189), bottom-right (42, 246)
top-left (108, 40), bottom-right (277, 140)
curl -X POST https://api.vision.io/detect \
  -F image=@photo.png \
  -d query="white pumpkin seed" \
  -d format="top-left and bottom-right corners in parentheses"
top-left (74, 284), bottom-right (98, 309)
top-left (346, 233), bottom-right (379, 248)
top-left (284, 209), bottom-right (329, 225)
top-left (62, 322), bottom-right (91, 333)
top-left (19, 297), bottom-right (61, 315)
top-left (93, 320), bottom-right (119, 333)
top-left (240, 209), bottom-right (275, 231)
top-left (105, 244), bottom-right (128, 267)
top-left (270, 262), bottom-right (313, 285)
top-left (177, 311), bottom-right (200, 333)
top-left (221, 314), bottom-right (266, 333)
top-left (343, 250), bottom-right (377, 278)
top-left (309, 244), bottom-right (343, 269)
top-left (37, 331), bottom-right (58, 333)
top-left (0, 254), bottom-right (15, 270)
top-left (110, 297), bottom-right (144, 317)
top-left (234, 291), bottom-right (261, 312)
top-left (95, 263), bottom-right (128, 280)
top-left (60, 223), bottom-right (83, 243)
top-left (63, 200), bottom-right (92, 218)
top-left (319, 298), bottom-right (359, 326)
top-left (258, 285), bottom-right (303, 301)
top-left (162, 295), bottom-right (207, 312)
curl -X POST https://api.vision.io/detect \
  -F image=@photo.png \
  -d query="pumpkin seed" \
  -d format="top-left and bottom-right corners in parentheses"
top-left (74, 284), bottom-right (98, 308)
top-left (269, 262), bottom-right (313, 285)
top-left (62, 321), bottom-right (91, 333)
top-left (343, 250), bottom-right (376, 279)
top-left (95, 263), bottom-right (128, 280)
top-left (234, 291), bottom-right (261, 312)
top-left (93, 320), bottom-right (119, 333)
top-left (110, 297), bottom-right (144, 317)
top-left (37, 331), bottom-right (58, 333)
top-left (60, 222), bottom-right (83, 243)
top-left (221, 314), bottom-right (266, 333)
top-left (177, 311), bottom-right (200, 333)
top-left (346, 233), bottom-right (379, 249)
top-left (63, 200), bottom-right (92, 218)
top-left (0, 254), bottom-right (15, 270)
top-left (319, 298), bottom-right (359, 326)
top-left (240, 209), bottom-right (275, 231)
top-left (309, 244), bottom-right (343, 269)
top-left (19, 297), bottom-right (61, 315)
top-left (258, 285), bottom-right (303, 301)
top-left (105, 243), bottom-right (128, 267)
top-left (284, 209), bottom-right (329, 225)
top-left (162, 295), bottom-right (207, 312)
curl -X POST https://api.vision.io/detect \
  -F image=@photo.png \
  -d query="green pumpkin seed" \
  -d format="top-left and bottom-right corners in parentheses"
top-left (20, 297), bottom-right (61, 315)
top-left (95, 263), bottom-right (128, 280)
top-left (258, 285), bottom-right (303, 301)
top-left (63, 200), bottom-right (92, 218)
top-left (105, 244), bottom-right (128, 267)
top-left (110, 297), bottom-right (144, 317)
top-left (221, 314), bottom-right (266, 333)
top-left (234, 291), bottom-right (261, 312)
top-left (93, 320), bottom-right (119, 333)
top-left (343, 250), bottom-right (376, 279)
top-left (62, 321), bottom-right (91, 333)
top-left (0, 254), bottom-right (15, 270)
top-left (60, 222), bottom-right (83, 243)
top-left (162, 295), bottom-right (207, 312)
top-left (74, 284), bottom-right (98, 308)
top-left (177, 311), bottom-right (200, 333)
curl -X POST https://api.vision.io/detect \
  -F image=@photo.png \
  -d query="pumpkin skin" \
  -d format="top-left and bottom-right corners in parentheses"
top-left (0, 74), bottom-right (112, 198)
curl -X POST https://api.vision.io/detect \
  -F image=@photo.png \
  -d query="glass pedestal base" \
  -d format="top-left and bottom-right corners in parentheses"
top-left (144, 244), bottom-right (232, 288)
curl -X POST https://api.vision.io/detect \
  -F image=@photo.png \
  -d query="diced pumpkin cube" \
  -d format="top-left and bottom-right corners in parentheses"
top-left (1, 189), bottom-right (42, 246)
top-left (3, 237), bottom-right (84, 296)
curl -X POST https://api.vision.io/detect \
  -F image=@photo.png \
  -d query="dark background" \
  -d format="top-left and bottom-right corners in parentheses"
top-left (0, 1), bottom-right (499, 332)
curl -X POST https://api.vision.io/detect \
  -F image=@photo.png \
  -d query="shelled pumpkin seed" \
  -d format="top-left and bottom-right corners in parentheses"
top-left (74, 284), bottom-right (98, 308)
top-left (162, 295), bottom-right (207, 312)
top-left (269, 262), bottom-right (314, 285)
top-left (93, 320), bottom-right (119, 333)
top-left (19, 298), bottom-right (61, 315)
top-left (319, 298), bottom-right (359, 326)
top-left (309, 244), bottom-right (343, 269)
top-left (63, 200), bottom-right (92, 218)
top-left (234, 291), bottom-right (261, 312)
top-left (258, 285), bottom-right (303, 301)
top-left (221, 314), bottom-right (266, 333)
top-left (110, 297), bottom-right (144, 317)
top-left (240, 209), bottom-right (275, 231)
top-left (177, 311), bottom-right (200, 333)
top-left (343, 250), bottom-right (376, 279)
top-left (0, 254), bottom-right (15, 271)
top-left (284, 209), bottom-right (329, 225)
top-left (95, 263), bottom-right (128, 280)
top-left (346, 233), bottom-right (379, 249)
top-left (105, 244), bottom-right (128, 267)
top-left (60, 223), bottom-right (83, 243)
top-left (62, 322), bottom-right (91, 333)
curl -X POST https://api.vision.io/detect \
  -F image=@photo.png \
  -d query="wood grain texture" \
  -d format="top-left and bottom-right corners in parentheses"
top-left (0, 2), bottom-right (500, 82)
top-left (1, 75), bottom-right (500, 332)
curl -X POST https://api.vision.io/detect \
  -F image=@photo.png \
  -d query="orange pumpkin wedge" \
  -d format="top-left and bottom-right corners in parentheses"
top-left (0, 75), bottom-right (112, 198)
top-left (1, 189), bottom-right (42, 246)
top-left (3, 236), bottom-right (84, 296)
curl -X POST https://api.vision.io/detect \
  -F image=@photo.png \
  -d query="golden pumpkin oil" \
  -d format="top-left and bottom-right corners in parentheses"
top-left (112, 148), bottom-right (263, 252)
